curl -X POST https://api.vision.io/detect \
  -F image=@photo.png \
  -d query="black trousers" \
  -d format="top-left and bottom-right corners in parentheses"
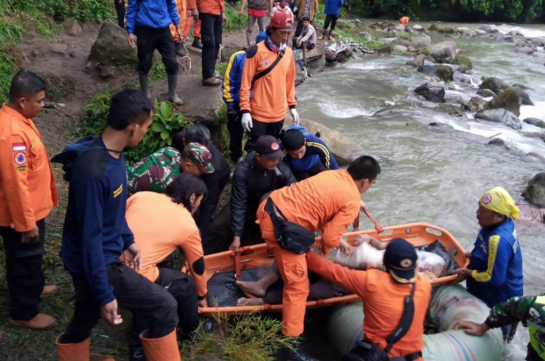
top-left (245, 118), bottom-right (284, 153)
top-left (227, 104), bottom-right (244, 163)
top-left (200, 13), bottom-right (222, 79)
top-left (295, 19), bottom-right (304, 38)
top-left (60, 263), bottom-right (178, 344)
top-left (135, 26), bottom-right (179, 75)
top-left (114, 0), bottom-right (126, 28)
top-left (0, 219), bottom-right (46, 321)
top-left (323, 14), bottom-right (338, 30)
top-left (292, 160), bottom-right (326, 181)
top-left (292, 38), bottom-right (316, 50)
top-left (202, 202), bottom-right (263, 255)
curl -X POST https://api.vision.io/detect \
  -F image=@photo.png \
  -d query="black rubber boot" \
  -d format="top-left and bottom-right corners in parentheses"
top-left (282, 338), bottom-right (320, 361)
top-left (128, 339), bottom-right (146, 361)
top-left (192, 37), bottom-right (203, 49)
top-left (176, 42), bottom-right (187, 56)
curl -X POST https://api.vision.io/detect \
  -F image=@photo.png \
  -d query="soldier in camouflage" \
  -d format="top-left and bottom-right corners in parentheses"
top-left (127, 142), bottom-right (214, 196)
top-left (454, 293), bottom-right (545, 360)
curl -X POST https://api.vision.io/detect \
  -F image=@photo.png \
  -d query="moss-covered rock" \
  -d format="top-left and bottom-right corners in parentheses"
top-left (479, 76), bottom-right (510, 94)
top-left (489, 88), bottom-right (521, 116)
top-left (452, 55), bottom-right (473, 73)
top-left (435, 65), bottom-right (454, 81)
top-left (419, 48), bottom-right (431, 56)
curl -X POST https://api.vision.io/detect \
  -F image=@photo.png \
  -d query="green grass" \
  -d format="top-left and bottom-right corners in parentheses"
top-left (224, 4), bottom-right (248, 32)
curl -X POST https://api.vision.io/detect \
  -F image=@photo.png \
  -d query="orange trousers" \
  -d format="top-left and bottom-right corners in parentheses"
top-left (184, 18), bottom-right (201, 39)
top-left (170, 0), bottom-right (187, 42)
top-left (256, 201), bottom-right (309, 338)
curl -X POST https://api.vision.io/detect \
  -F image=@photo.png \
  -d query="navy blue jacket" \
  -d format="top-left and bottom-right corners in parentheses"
top-left (60, 137), bottom-right (134, 306)
top-left (281, 133), bottom-right (339, 172)
top-left (126, 0), bottom-right (180, 34)
top-left (324, 0), bottom-right (344, 16)
top-left (467, 218), bottom-right (524, 307)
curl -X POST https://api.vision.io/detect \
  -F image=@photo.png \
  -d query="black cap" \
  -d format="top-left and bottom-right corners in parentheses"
top-left (255, 135), bottom-right (284, 160)
top-left (383, 238), bottom-right (417, 284)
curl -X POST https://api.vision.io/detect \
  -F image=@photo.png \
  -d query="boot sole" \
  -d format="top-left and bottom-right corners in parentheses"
top-left (9, 317), bottom-right (57, 330)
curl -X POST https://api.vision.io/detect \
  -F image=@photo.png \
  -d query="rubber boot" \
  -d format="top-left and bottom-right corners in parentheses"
top-left (56, 334), bottom-right (116, 361)
top-left (329, 30), bottom-right (336, 41)
top-left (318, 29), bottom-right (327, 40)
top-left (192, 37), bottom-right (203, 49)
top-left (282, 338), bottom-right (320, 361)
top-left (139, 329), bottom-right (181, 361)
top-left (167, 73), bottom-right (184, 106)
top-left (139, 73), bottom-right (150, 99)
top-left (175, 42), bottom-right (187, 57)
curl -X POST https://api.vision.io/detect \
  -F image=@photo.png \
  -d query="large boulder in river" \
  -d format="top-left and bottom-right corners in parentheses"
top-left (467, 96), bottom-right (488, 112)
top-left (488, 88), bottom-right (521, 116)
top-left (411, 34), bottom-right (431, 50)
top-left (479, 25), bottom-right (493, 33)
top-left (477, 88), bottom-right (496, 98)
top-left (522, 173), bottom-right (545, 208)
top-left (88, 20), bottom-right (138, 67)
top-left (475, 109), bottom-right (522, 130)
top-left (414, 82), bottom-right (445, 103)
top-left (452, 55), bottom-right (473, 73)
top-left (435, 65), bottom-right (454, 81)
top-left (479, 77), bottom-right (509, 94)
top-left (524, 117), bottom-right (545, 128)
top-left (430, 41), bottom-right (457, 62)
top-left (512, 86), bottom-right (533, 105)
top-left (293, 119), bottom-right (368, 165)
top-left (406, 54), bottom-right (427, 67)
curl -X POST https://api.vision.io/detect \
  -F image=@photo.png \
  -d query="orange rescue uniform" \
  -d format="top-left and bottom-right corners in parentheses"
top-left (306, 251), bottom-right (431, 360)
top-left (399, 16), bottom-right (409, 25)
top-left (0, 103), bottom-right (58, 231)
top-left (170, 0), bottom-right (188, 42)
top-left (256, 169), bottom-right (360, 337)
top-left (240, 42), bottom-right (296, 123)
top-left (197, 0), bottom-right (224, 15)
top-left (126, 192), bottom-right (207, 298)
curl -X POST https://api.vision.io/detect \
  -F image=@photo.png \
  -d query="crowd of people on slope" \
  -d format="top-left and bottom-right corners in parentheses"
top-left (0, 1), bottom-right (541, 361)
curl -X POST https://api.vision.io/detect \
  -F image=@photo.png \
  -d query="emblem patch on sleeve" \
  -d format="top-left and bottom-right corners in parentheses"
top-left (14, 152), bottom-right (26, 165)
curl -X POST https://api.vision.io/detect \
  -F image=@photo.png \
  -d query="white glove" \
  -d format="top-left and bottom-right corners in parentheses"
top-left (290, 108), bottom-right (300, 125)
top-left (241, 113), bottom-right (253, 132)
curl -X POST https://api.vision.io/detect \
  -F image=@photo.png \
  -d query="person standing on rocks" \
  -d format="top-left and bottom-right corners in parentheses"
top-left (126, 0), bottom-right (184, 105)
top-left (198, 0), bottom-right (227, 86)
top-left (319, 0), bottom-right (343, 40)
top-left (294, 0), bottom-right (318, 37)
top-left (239, 11), bottom-right (299, 152)
top-left (239, 0), bottom-right (272, 47)
top-left (0, 70), bottom-right (59, 330)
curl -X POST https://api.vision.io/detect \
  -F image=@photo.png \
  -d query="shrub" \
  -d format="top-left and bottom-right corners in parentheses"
top-left (224, 4), bottom-right (247, 32)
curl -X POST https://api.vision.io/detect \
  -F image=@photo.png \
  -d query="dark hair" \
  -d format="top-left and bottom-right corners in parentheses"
top-left (9, 70), bottom-right (47, 102)
top-left (166, 173), bottom-right (208, 212)
top-left (280, 129), bottom-right (305, 151)
top-left (107, 89), bottom-right (153, 131)
top-left (172, 130), bottom-right (186, 153)
top-left (185, 124), bottom-right (211, 145)
top-left (301, 16), bottom-right (310, 21)
top-left (347, 155), bottom-right (381, 181)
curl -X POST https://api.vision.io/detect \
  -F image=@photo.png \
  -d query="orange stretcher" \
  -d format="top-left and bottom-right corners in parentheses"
top-left (195, 223), bottom-right (467, 316)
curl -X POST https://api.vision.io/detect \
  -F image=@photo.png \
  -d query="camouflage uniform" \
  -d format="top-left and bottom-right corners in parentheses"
top-left (486, 293), bottom-right (545, 360)
top-left (127, 147), bottom-right (182, 196)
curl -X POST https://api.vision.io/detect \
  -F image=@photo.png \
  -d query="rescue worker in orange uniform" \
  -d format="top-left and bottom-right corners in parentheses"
top-left (239, 11), bottom-right (299, 152)
top-left (399, 16), bottom-right (409, 25)
top-left (198, 0), bottom-right (227, 85)
top-left (126, 173), bottom-right (208, 359)
top-left (306, 238), bottom-right (431, 361)
top-left (0, 70), bottom-right (59, 330)
top-left (256, 155), bottom-right (381, 361)
top-left (170, 0), bottom-right (188, 55)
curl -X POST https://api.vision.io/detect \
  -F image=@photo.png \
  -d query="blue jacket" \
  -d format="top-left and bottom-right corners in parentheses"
top-left (324, 0), bottom-right (344, 16)
top-left (222, 50), bottom-right (247, 107)
top-left (126, 0), bottom-right (180, 34)
top-left (281, 133), bottom-right (339, 172)
top-left (466, 218), bottom-right (524, 308)
top-left (59, 137), bottom-right (134, 306)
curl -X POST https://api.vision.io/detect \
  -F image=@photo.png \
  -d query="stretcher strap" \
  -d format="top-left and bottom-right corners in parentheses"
top-left (233, 251), bottom-right (256, 299)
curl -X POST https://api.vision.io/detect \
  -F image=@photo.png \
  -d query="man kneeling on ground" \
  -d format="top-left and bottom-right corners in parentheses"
top-left (126, 173), bottom-right (208, 358)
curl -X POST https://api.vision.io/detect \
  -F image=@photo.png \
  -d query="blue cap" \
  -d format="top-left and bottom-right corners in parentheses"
top-left (256, 31), bottom-right (267, 44)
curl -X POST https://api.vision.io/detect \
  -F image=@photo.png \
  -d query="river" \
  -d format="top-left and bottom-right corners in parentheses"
top-left (296, 21), bottom-right (545, 361)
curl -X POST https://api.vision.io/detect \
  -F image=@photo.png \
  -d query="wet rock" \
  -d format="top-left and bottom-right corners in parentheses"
top-left (411, 34), bottom-right (431, 50)
top-left (406, 54), bottom-right (427, 67)
top-left (412, 25), bottom-right (424, 31)
top-left (414, 81), bottom-right (445, 103)
top-left (307, 54), bottom-right (326, 74)
top-left (394, 24), bottom-right (406, 32)
top-left (445, 94), bottom-right (465, 105)
top-left (394, 45), bottom-right (408, 52)
top-left (520, 132), bottom-right (545, 141)
top-left (512, 86), bottom-right (533, 105)
top-left (491, 32), bottom-right (505, 41)
top-left (452, 55), bottom-right (472, 73)
top-left (428, 23), bottom-right (441, 32)
top-left (504, 35), bottom-right (515, 42)
top-left (378, 44), bottom-right (392, 55)
top-left (479, 76), bottom-right (509, 95)
top-left (474, 30), bottom-right (487, 36)
top-left (408, 46), bottom-right (416, 52)
top-left (456, 27), bottom-right (471, 35)
top-left (88, 20), bottom-right (138, 67)
top-left (522, 173), bottom-right (545, 208)
top-left (479, 25), bottom-right (493, 33)
top-left (488, 138), bottom-right (509, 150)
top-left (296, 119), bottom-right (369, 165)
top-left (324, 47), bottom-right (336, 62)
top-left (393, 38), bottom-right (411, 47)
top-left (467, 96), bottom-right (488, 112)
top-left (63, 18), bottom-right (82, 37)
top-left (417, 64), bottom-right (438, 76)
top-left (221, 43), bottom-right (243, 62)
top-left (512, 82), bottom-right (533, 90)
top-left (515, 47), bottom-right (535, 54)
top-left (430, 41), bottom-right (457, 62)
top-left (436, 103), bottom-right (464, 115)
top-left (453, 71), bottom-right (474, 84)
top-left (489, 88), bottom-right (521, 116)
top-left (435, 64), bottom-right (454, 81)
top-left (477, 88), bottom-right (496, 98)
top-left (336, 20), bottom-right (346, 30)
top-left (374, 104), bottom-right (420, 116)
top-left (475, 109), bottom-right (522, 130)
top-left (524, 117), bottom-right (545, 128)
top-left (359, 32), bottom-right (372, 40)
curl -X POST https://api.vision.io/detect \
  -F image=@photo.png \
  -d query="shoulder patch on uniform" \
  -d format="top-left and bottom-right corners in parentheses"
top-left (192, 257), bottom-right (205, 275)
top-left (14, 152), bottom-right (26, 165)
top-left (245, 45), bottom-right (259, 59)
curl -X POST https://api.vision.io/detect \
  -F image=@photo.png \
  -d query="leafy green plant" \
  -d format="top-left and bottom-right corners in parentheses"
top-left (215, 62), bottom-right (228, 76)
top-left (150, 61), bottom-right (167, 80)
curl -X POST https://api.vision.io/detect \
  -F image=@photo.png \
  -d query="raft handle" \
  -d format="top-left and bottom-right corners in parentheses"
top-left (426, 227), bottom-right (443, 237)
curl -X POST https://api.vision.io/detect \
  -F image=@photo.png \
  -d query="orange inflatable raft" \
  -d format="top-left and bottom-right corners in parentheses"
top-left (195, 223), bottom-right (467, 316)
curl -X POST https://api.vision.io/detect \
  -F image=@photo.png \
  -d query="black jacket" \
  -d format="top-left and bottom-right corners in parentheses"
top-left (230, 152), bottom-right (296, 237)
top-left (197, 144), bottom-right (230, 240)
